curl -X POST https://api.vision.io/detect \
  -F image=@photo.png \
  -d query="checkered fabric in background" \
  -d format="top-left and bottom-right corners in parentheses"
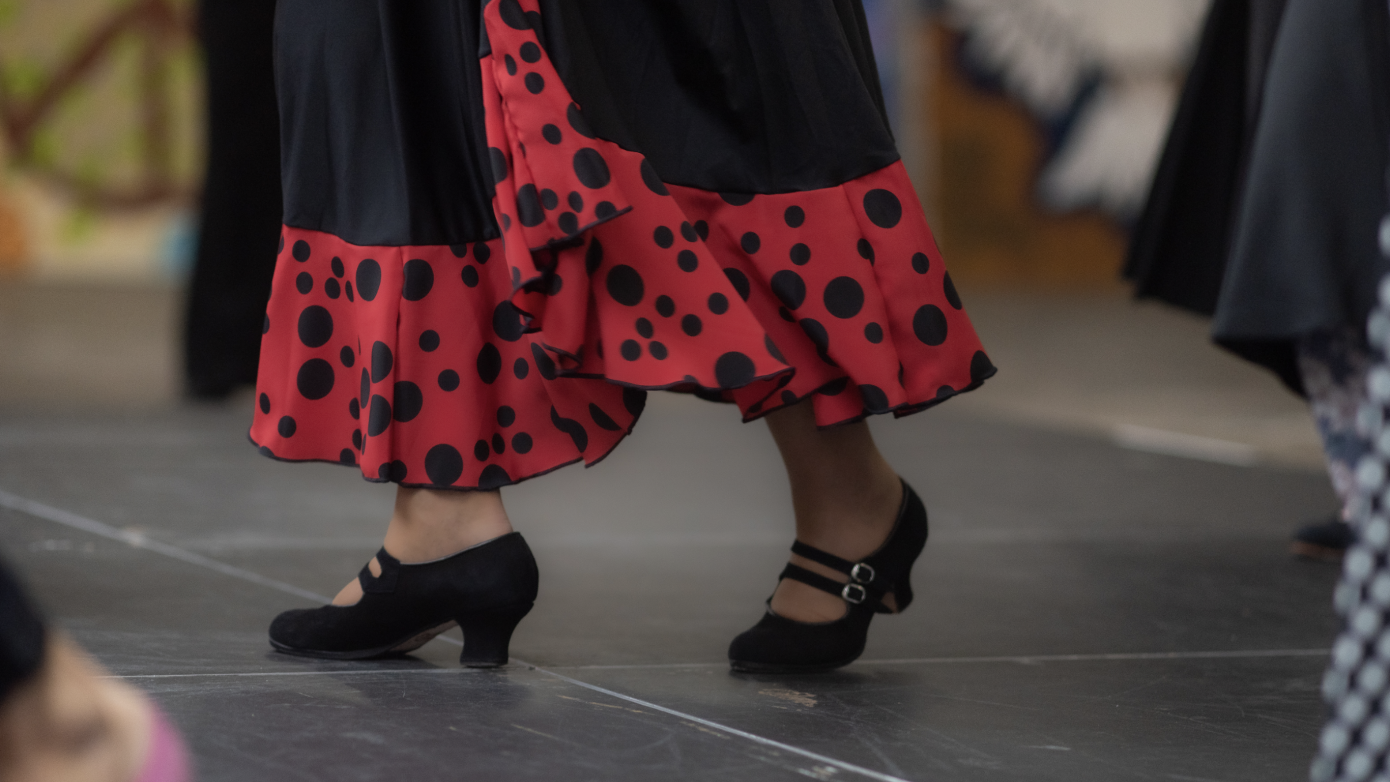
top-left (1311, 216), bottom-right (1390, 781)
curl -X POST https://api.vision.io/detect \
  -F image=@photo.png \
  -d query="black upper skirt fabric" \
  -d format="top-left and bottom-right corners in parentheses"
top-left (274, 0), bottom-right (900, 248)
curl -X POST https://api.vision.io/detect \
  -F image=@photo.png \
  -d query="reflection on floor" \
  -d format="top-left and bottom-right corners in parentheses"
top-left (0, 282), bottom-right (1339, 780)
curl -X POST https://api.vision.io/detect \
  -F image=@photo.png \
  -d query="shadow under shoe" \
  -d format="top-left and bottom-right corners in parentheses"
top-left (269, 532), bottom-right (539, 667)
top-left (728, 480), bottom-right (928, 674)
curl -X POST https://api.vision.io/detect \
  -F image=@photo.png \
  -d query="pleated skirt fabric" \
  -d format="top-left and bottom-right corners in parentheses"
top-left (249, 0), bottom-right (995, 490)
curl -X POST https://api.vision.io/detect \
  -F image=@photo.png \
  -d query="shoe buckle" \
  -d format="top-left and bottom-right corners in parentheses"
top-left (850, 563), bottom-right (876, 584)
top-left (841, 583), bottom-right (867, 604)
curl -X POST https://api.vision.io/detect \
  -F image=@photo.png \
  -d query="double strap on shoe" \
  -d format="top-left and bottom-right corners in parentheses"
top-left (358, 548), bottom-right (401, 594)
top-left (780, 540), bottom-right (882, 606)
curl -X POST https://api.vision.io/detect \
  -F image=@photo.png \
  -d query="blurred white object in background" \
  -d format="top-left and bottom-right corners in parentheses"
top-left (945, 0), bottom-right (1211, 219)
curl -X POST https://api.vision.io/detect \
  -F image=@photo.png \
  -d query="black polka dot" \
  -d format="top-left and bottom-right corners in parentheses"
top-left (262, 315), bottom-right (270, 334)
top-left (393, 381), bottom-right (423, 422)
top-left (715, 352), bottom-right (756, 388)
top-left (477, 344), bottom-right (502, 384)
top-left (370, 341), bottom-right (393, 382)
top-left (724, 268), bottom-right (751, 300)
top-left (462, 265), bottom-right (480, 287)
top-left (277, 416), bottom-right (297, 438)
top-left (823, 277), bottom-right (865, 319)
top-left (720, 192), bottom-right (754, 206)
top-left (520, 41), bottom-right (541, 63)
top-left (620, 340), bottom-right (641, 361)
top-left (573, 149), bottom-right (611, 189)
top-left (567, 103), bottom-right (595, 138)
top-left (513, 357), bottom-right (530, 379)
top-left (547, 275), bottom-right (563, 296)
top-left (439, 369), bottom-right (459, 391)
top-left (770, 270), bottom-right (806, 310)
top-left (857, 239), bottom-right (875, 262)
top-left (345, 282), bottom-right (354, 301)
top-left (585, 238), bottom-right (604, 275)
top-left (943, 272), bottom-right (962, 309)
top-left (340, 449), bottom-right (356, 465)
top-left (649, 341), bottom-right (668, 360)
top-left (694, 220), bottom-right (710, 241)
top-left (911, 252), bottom-right (930, 274)
top-left (360, 369), bottom-right (370, 407)
top-left (497, 406), bottom-right (517, 427)
top-left (784, 206), bottom-right (805, 228)
top-left (605, 265), bottom-right (644, 306)
top-left (524, 72), bottom-right (545, 94)
top-left (624, 387), bottom-right (647, 416)
top-left (800, 319), bottom-right (835, 364)
top-left (259, 393), bottom-right (270, 414)
top-left (292, 240), bottom-right (311, 262)
top-left (474, 243), bottom-right (492, 264)
top-left (512, 432), bottom-right (533, 453)
top-left (588, 403), bottom-right (621, 431)
top-left (636, 318), bottom-right (654, 338)
top-left (558, 213), bottom-right (579, 235)
top-left (912, 305), bottom-right (948, 346)
top-left (295, 272), bottom-right (313, 294)
top-left (740, 232), bottom-right (761, 254)
top-left (380, 461), bottom-right (408, 482)
top-left (541, 189), bottom-right (558, 210)
top-left (781, 390), bottom-right (798, 406)
top-left (331, 256), bottom-right (345, 277)
top-left (425, 445), bottom-right (463, 486)
top-left (860, 384), bottom-right (890, 413)
top-left (504, 54), bottom-right (517, 75)
top-left (324, 278), bottom-right (341, 299)
top-left (516, 184), bottom-right (545, 228)
top-left (489, 147), bottom-right (508, 184)
top-left (819, 377), bottom-right (849, 396)
top-left (677, 250), bottom-right (698, 272)
top-left (594, 201), bottom-right (617, 219)
top-left (567, 192), bottom-right (584, 212)
top-left (681, 314), bottom-right (702, 336)
top-left (352, 431), bottom-right (363, 450)
top-left (936, 385), bottom-right (956, 400)
top-left (765, 335), bottom-right (785, 362)
top-left (367, 395), bottom-right (392, 435)
top-left (349, 398), bottom-right (360, 418)
top-left (296, 358), bottom-right (335, 400)
top-left (655, 295), bottom-right (675, 317)
top-left (531, 344), bottom-right (557, 380)
top-left (550, 406), bottom-right (589, 451)
top-left (864, 322), bottom-right (884, 343)
top-left (492, 301), bottom-right (526, 342)
top-left (278, 235), bottom-right (285, 254)
top-left (450, 244), bottom-right (469, 259)
top-left (502, 214), bottom-right (512, 231)
top-left (492, 433), bottom-right (506, 454)
top-left (499, 0), bottom-right (528, 29)
top-left (356, 259), bottom-right (382, 301)
top-left (863, 189), bottom-right (903, 228)
top-left (970, 351), bottom-right (995, 384)
top-left (479, 464), bottom-right (513, 490)
top-left (402, 259), bottom-right (434, 301)
top-left (680, 222), bottom-right (697, 242)
top-left (653, 226), bottom-right (674, 248)
top-left (297, 305), bottom-right (333, 348)
top-left (640, 159), bottom-right (668, 195)
top-left (790, 243), bottom-right (811, 265)
top-left (708, 292), bottom-right (729, 314)
top-left (340, 346), bottom-right (355, 367)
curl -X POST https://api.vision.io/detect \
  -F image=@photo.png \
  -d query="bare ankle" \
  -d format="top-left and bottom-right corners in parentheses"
top-left (384, 487), bottom-right (512, 562)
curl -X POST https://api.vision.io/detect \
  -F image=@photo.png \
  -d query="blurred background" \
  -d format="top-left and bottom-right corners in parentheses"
top-left (0, 0), bottom-right (1322, 467)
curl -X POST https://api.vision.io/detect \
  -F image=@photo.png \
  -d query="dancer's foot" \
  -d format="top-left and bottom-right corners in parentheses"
top-left (0, 634), bottom-right (187, 782)
top-left (333, 487), bottom-right (513, 606)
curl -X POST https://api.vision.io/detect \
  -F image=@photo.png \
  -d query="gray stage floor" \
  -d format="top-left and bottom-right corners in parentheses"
top-left (0, 389), bottom-right (1341, 781)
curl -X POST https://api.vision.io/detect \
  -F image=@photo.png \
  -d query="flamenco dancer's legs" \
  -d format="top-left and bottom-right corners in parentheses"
top-left (330, 398), bottom-right (904, 623)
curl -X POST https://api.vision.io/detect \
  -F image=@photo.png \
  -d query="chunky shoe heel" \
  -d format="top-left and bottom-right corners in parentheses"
top-left (269, 532), bottom-right (539, 665)
top-left (458, 603), bottom-right (533, 667)
top-left (728, 479), bottom-right (928, 673)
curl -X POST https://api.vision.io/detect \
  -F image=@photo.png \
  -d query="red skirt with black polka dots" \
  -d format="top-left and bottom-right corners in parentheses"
top-left (249, 0), bottom-right (994, 491)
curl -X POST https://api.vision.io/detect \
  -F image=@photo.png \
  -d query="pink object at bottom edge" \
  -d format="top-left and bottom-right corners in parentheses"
top-left (135, 706), bottom-right (191, 782)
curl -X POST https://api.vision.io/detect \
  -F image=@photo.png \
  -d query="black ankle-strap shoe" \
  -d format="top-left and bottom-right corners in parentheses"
top-left (268, 532), bottom-right (538, 667)
top-left (728, 480), bottom-right (928, 674)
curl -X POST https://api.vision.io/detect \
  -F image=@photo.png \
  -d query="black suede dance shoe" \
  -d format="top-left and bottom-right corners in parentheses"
top-left (728, 481), bottom-right (928, 674)
top-left (268, 532), bottom-right (538, 667)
